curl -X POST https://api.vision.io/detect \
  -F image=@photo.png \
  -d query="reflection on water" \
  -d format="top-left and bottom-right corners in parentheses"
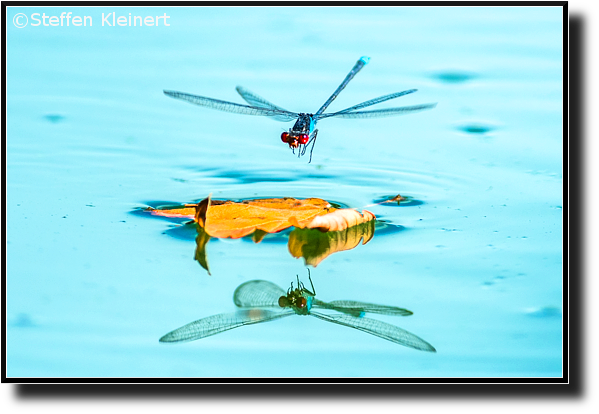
top-left (135, 198), bottom-right (409, 273)
top-left (194, 227), bottom-right (211, 275)
top-left (160, 275), bottom-right (435, 352)
top-left (288, 221), bottom-right (375, 267)
top-left (194, 220), bottom-right (406, 273)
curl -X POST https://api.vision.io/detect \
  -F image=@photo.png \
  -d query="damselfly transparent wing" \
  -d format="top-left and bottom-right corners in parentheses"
top-left (159, 309), bottom-right (293, 343)
top-left (315, 56), bottom-right (370, 116)
top-left (163, 90), bottom-right (299, 121)
top-left (235, 86), bottom-right (296, 122)
top-left (319, 89), bottom-right (417, 116)
top-left (316, 103), bottom-right (438, 120)
top-left (311, 299), bottom-right (413, 316)
top-left (233, 280), bottom-right (287, 308)
top-left (310, 311), bottom-right (436, 352)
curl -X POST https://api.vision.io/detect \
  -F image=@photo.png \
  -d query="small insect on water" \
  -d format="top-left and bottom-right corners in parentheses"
top-left (164, 56), bottom-right (437, 163)
top-left (159, 272), bottom-right (436, 352)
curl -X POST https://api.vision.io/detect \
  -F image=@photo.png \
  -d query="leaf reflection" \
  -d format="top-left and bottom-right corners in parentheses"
top-left (193, 219), bottom-right (377, 272)
top-left (288, 220), bottom-right (375, 267)
top-left (194, 226), bottom-right (211, 275)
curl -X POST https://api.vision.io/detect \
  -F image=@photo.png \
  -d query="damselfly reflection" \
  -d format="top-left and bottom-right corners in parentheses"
top-left (164, 57), bottom-right (437, 162)
top-left (160, 275), bottom-right (435, 352)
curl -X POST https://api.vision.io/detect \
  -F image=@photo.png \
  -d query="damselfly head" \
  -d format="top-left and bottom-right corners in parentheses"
top-left (281, 130), bottom-right (305, 148)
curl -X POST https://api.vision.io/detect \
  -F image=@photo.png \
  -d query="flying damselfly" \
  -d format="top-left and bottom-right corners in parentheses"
top-left (164, 57), bottom-right (437, 162)
top-left (159, 275), bottom-right (436, 352)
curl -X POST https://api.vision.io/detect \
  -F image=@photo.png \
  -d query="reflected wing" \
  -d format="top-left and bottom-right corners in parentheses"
top-left (310, 311), bottom-right (436, 352)
top-left (316, 103), bottom-right (437, 120)
top-left (233, 280), bottom-right (287, 308)
top-left (312, 299), bottom-right (413, 316)
top-left (323, 90), bottom-right (417, 116)
top-left (235, 86), bottom-right (296, 122)
top-left (164, 90), bottom-right (299, 121)
top-left (159, 309), bottom-right (293, 343)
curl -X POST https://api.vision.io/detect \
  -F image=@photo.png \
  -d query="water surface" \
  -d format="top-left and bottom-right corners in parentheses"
top-left (6, 6), bottom-right (563, 378)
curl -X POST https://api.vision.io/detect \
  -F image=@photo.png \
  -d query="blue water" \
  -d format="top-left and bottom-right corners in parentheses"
top-left (6, 6), bottom-right (563, 378)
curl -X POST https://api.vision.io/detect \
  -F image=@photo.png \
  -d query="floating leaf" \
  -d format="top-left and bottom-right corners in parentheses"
top-left (145, 204), bottom-right (196, 219)
top-left (203, 197), bottom-right (335, 238)
top-left (290, 208), bottom-right (375, 232)
top-left (146, 197), bottom-right (228, 220)
top-left (194, 195), bottom-right (212, 228)
top-left (149, 196), bottom-right (375, 238)
top-left (145, 196), bottom-right (378, 274)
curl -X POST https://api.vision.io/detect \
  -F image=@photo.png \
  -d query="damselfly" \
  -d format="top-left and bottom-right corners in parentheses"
top-left (159, 275), bottom-right (436, 352)
top-left (164, 57), bottom-right (437, 162)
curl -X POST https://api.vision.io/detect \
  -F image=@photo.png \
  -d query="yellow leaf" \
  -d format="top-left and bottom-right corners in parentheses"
top-left (200, 197), bottom-right (334, 238)
top-left (147, 196), bottom-right (375, 238)
top-left (290, 208), bottom-right (375, 232)
top-left (145, 205), bottom-right (196, 219)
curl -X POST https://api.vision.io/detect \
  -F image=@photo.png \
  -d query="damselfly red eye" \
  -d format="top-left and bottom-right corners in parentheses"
top-left (281, 132), bottom-right (289, 143)
top-left (298, 297), bottom-right (307, 308)
top-left (299, 134), bottom-right (309, 145)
